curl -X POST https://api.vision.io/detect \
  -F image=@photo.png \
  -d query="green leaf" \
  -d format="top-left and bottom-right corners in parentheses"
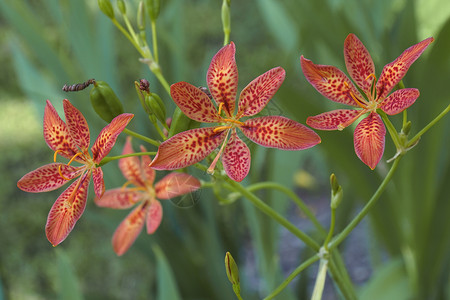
top-left (153, 245), bottom-right (182, 300)
top-left (55, 249), bottom-right (83, 300)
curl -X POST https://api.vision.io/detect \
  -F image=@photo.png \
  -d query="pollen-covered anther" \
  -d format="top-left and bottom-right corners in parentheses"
top-left (218, 102), bottom-right (225, 116)
top-left (222, 118), bottom-right (245, 126)
top-left (214, 125), bottom-right (232, 133)
top-left (365, 73), bottom-right (377, 82)
top-left (344, 81), bottom-right (366, 109)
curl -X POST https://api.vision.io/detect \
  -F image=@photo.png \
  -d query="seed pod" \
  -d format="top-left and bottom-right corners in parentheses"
top-left (144, 93), bottom-right (166, 124)
top-left (117, 0), bottom-right (126, 14)
top-left (89, 81), bottom-right (124, 122)
top-left (146, 0), bottom-right (160, 22)
top-left (98, 0), bottom-right (115, 19)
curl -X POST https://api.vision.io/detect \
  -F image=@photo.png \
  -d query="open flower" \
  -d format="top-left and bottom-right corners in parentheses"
top-left (301, 34), bottom-right (433, 169)
top-left (95, 137), bottom-right (201, 256)
top-left (150, 42), bottom-right (321, 181)
top-left (17, 99), bottom-right (133, 246)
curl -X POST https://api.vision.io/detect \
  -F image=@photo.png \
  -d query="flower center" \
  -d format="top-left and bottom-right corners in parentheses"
top-left (344, 81), bottom-right (367, 109)
top-left (54, 151), bottom-right (84, 180)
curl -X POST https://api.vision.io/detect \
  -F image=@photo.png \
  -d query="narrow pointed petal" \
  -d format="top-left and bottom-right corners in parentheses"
top-left (354, 113), bottom-right (386, 169)
top-left (170, 82), bottom-right (221, 123)
top-left (206, 42), bottom-right (238, 117)
top-left (237, 67), bottom-right (285, 117)
top-left (63, 99), bottom-right (90, 151)
top-left (139, 145), bottom-right (155, 186)
top-left (300, 56), bottom-right (362, 107)
top-left (146, 200), bottom-right (163, 234)
top-left (306, 109), bottom-right (364, 130)
top-left (112, 202), bottom-right (148, 256)
top-left (92, 167), bottom-right (105, 198)
top-left (379, 88), bottom-right (420, 115)
top-left (221, 131), bottom-right (250, 182)
top-left (91, 113), bottom-right (134, 163)
top-left (241, 116), bottom-right (321, 150)
top-left (43, 100), bottom-right (79, 159)
top-left (344, 34), bottom-right (375, 95)
top-left (94, 188), bottom-right (143, 209)
top-left (377, 37), bottom-right (434, 100)
top-left (149, 127), bottom-right (227, 170)
top-left (155, 173), bottom-right (201, 199)
top-left (17, 163), bottom-right (84, 193)
top-left (119, 137), bottom-right (146, 187)
top-left (46, 173), bottom-right (91, 246)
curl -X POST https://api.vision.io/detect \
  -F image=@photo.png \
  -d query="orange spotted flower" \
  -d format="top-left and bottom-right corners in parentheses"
top-left (95, 137), bottom-right (201, 256)
top-left (17, 99), bottom-right (133, 246)
top-left (150, 42), bottom-right (321, 181)
top-left (301, 34), bottom-right (433, 169)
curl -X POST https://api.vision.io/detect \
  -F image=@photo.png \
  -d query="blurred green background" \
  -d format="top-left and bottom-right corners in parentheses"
top-left (1, 0), bottom-right (449, 299)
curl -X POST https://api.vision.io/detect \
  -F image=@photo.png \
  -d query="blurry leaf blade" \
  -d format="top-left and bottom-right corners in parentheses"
top-left (55, 249), bottom-right (83, 300)
top-left (153, 245), bottom-right (182, 300)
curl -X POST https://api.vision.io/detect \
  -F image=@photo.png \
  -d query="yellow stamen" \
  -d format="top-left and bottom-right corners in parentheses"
top-left (207, 130), bottom-right (231, 175)
top-left (67, 152), bottom-right (83, 166)
top-left (344, 82), bottom-right (366, 109)
top-left (53, 150), bottom-right (64, 162)
top-left (365, 73), bottom-right (377, 101)
top-left (214, 125), bottom-right (232, 133)
top-left (222, 118), bottom-right (245, 126)
top-left (58, 165), bottom-right (72, 181)
top-left (218, 102), bottom-right (225, 116)
top-left (365, 73), bottom-right (377, 82)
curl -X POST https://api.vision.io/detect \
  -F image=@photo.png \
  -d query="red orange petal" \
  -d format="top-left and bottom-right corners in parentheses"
top-left (94, 188), bottom-right (143, 209)
top-left (43, 100), bottom-right (79, 159)
top-left (241, 116), bottom-right (321, 150)
top-left (119, 137), bottom-right (146, 187)
top-left (221, 131), bottom-right (250, 182)
top-left (149, 127), bottom-right (227, 170)
top-left (379, 88), bottom-right (420, 115)
top-left (139, 145), bottom-right (155, 186)
top-left (17, 163), bottom-right (84, 193)
top-left (92, 167), bottom-right (105, 198)
top-left (300, 56), bottom-right (362, 107)
top-left (63, 99), bottom-right (90, 151)
top-left (237, 67), bottom-right (285, 117)
top-left (46, 172), bottom-right (91, 246)
top-left (354, 113), bottom-right (386, 170)
top-left (146, 200), bottom-right (163, 234)
top-left (344, 34), bottom-right (375, 95)
top-left (170, 82), bottom-right (221, 123)
top-left (306, 109), bottom-right (364, 130)
top-left (206, 42), bottom-right (238, 117)
top-left (91, 113), bottom-right (134, 163)
top-left (376, 37), bottom-right (434, 100)
top-left (155, 173), bottom-right (201, 199)
top-left (112, 202), bottom-right (148, 256)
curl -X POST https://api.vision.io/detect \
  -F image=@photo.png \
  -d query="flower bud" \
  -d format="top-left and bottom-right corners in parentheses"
top-left (137, 1), bottom-right (146, 31)
top-left (330, 173), bottom-right (343, 209)
top-left (90, 81), bottom-right (124, 122)
top-left (146, 0), bottom-right (160, 22)
top-left (225, 252), bottom-right (240, 286)
top-left (98, 0), bottom-right (115, 19)
top-left (117, 0), bottom-right (126, 14)
top-left (145, 93), bottom-right (166, 124)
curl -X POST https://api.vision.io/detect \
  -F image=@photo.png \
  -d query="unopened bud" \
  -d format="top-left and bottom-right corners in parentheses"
top-left (137, 1), bottom-right (146, 31)
top-left (90, 81), bottom-right (124, 122)
top-left (146, 0), bottom-right (160, 22)
top-left (225, 252), bottom-right (240, 286)
top-left (330, 173), bottom-right (343, 209)
top-left (117, 0), bottom-right (126, 14)
top-left (145, 93), bottom-right (166, 124)
top-left (98, 0), bottom-right (115, 19)
top-left (221, 0), bottom-right (231, 37)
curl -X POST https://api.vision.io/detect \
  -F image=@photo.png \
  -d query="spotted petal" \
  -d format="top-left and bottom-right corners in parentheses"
top-left (379, 88), bottom-right (420, 115)
top-left (155, 173), bottom-right (201, 199)
top-left (146, 200), bottom-right (163, 234)
top-left (170, 82), bottom-right (221, 123)
top-left (91, 113), bottom-right (134, 163)
top-left (92, 167), bottom-right (105, 198)
top-left (112, 202), bottom-right (148, 256)
top-left (306, 109), bottom-right (364, 130)
top-left (377, 37), bottom-right (434, 100)
top-left (241, 116), bottom-right (321, 150)
top-left (94, 188), bottom-right (143, 209)
top-left (119, 137), bottom-right (146, 187)
top-left (63, 99), bottom-right (90, 151)
top-left (344, 33), bottom-right (375, 95)
top-left (46, 172), bottom-right (91, 246)
top-left (139, 145), bottom-right (155, 186)
top-left (207, 42), bottom-right (238, 117)
top-left (237, 67), bottom-right (285, 118)
top-left (43, 100), bottom-right (79, 159)
top-left (354, 112), bottom-right (386, 170)
top-left (300, 56), bottom-right (362, 107)
top-left (149, 127), bottom-right (227, 170)
top-left (221, 131), bottom-right (250, 182)
top-left (17, 163), bottom-right (84, 193)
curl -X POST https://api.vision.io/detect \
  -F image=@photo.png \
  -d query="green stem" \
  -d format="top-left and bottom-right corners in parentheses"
top-left (407, 104), bottom-right (450, 147)
top-left (379, 110), bottom-right (401, 149)
top-left (329, 156), bottom-right (402, 250)
top-left (263, 254), bottom-right (320, 300)
top-left (246, 181), bottom-right (326, 235)
top-left (226, 178), bottom-right (320, 251)
top-left (123, 128), bottom-right (161, 146)
top-left (111, 19), bottom-right (146, 57)
top-left (151, 20), bottom-right (159, 63)
top-left (323, 207), bottom-right (336, 250)
top-left (97, 151), bottom-right (156, 167)
top-left (328, 258), bottom-right (357, 300)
